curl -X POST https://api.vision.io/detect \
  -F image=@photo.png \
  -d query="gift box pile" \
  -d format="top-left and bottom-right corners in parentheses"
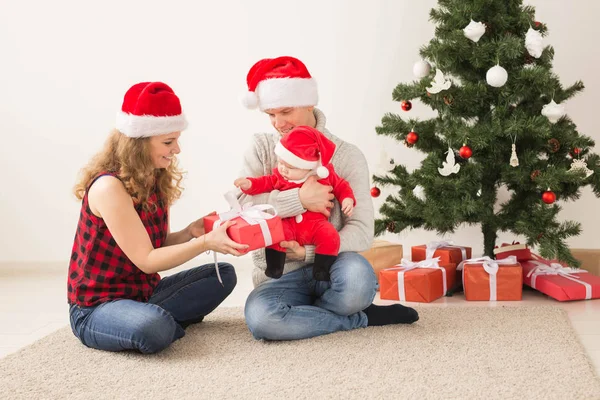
top-left (379, 241), bottom-right (471, 303)
top-left (380, 240), bottom-right (600, 303)
top-left (381, 241), bottom-right (525, 302)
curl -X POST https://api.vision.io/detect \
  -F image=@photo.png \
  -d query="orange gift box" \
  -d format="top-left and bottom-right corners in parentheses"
top-left (459, 257), bottom-right (523, 301)
top-left (412, 242), bottom-right (472, 264)
top-left (204, 211), bottom-right (285, 255)
top-left (379, 260), bottom-right (457, 303)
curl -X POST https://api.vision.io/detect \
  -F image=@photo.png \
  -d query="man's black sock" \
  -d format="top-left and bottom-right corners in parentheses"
top-left (363, 304), bottom-right (419, 326)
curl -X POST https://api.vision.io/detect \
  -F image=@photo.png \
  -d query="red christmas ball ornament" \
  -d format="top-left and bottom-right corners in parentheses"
top-left (406, 131), bottom-right (419, 145)
top-left (542, 190), bottom-right (556, 204)
top-left (534, 21), bottom-right (542, 28)
top-left (573, 147), bottom-right (581, 155)
top-left (370, 187), bottom-right (381, 198)
top-left (401, 100), bottom-right (412, 111)
top-left (459, 144), bottom-right (473, 159)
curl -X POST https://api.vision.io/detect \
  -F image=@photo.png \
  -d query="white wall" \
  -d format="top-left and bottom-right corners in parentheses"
top-left (1, 0), bottom-right (598, 263)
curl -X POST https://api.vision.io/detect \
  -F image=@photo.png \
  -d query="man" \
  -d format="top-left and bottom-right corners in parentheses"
top-left (238, 56), bottom-right (418, 340)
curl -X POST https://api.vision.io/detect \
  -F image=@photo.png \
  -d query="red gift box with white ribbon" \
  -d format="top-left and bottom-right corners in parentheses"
top-left (522, 255), bottom-right (600, 301)
top-left (493, 241), bottom-right (532, 261)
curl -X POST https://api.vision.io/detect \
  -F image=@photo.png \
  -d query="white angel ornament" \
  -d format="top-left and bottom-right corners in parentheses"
top-left (427, 70), bottom-right (452, 94)
top-left (438, 147), bottom-right (460, 176)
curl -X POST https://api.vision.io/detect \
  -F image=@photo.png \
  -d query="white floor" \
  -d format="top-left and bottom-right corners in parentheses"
top-left (1, 256), bottom-right (600, 377)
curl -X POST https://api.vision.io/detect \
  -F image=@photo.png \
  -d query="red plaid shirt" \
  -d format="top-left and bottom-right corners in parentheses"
top-left (67, 173), bottom-right (166, 307)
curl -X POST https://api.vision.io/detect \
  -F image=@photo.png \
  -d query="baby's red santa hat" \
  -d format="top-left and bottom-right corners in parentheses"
top-left (274, 126), bottom-right (335, 179)
top-left (241, 56), bottom-right (318, 111)
top-left (116, 82), bottom-right (188, 138)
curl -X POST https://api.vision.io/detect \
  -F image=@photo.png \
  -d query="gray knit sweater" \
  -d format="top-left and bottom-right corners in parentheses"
top-left (238, 108), bottom-right (374, 287)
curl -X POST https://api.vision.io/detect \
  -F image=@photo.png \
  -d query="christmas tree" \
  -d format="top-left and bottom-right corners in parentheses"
top-left (373, 0), bottom-right (600, 266)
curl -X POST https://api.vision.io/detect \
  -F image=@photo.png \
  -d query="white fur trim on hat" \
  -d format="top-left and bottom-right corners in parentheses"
top-left (256, 77), bottom-right (318, 111)
top-left (116, 112), bottom-right (188, 138)
top-left (240, 91), bottom-right (259, 109)
top-left (274, 141), bottom-right (318, 169)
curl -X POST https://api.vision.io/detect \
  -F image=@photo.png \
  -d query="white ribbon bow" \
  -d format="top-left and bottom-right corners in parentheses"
top-left (426, 240), bottom-right (468, 261)
top-left (458, 256), bottom-right (518, 301)
top-left (211, 190), bottom-right (278, 285)
top-left (386, 257), bottom-right (446, 301)
top-left (527, 260), bottom-right (591, 300)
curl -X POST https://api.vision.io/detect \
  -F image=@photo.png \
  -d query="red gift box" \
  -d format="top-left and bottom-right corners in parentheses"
top-left (412, 242), bottom-right (471, 264)
top-left (379, 258), bottom-right (457, 303)
top-left (522, 255), bottom-right (600, 301)
top-left (493, 241), bottom-right (532, 261)
top-left (204, 206), bottom-right (285, 255)
top-left (459, 256), bottom-right (523, 301)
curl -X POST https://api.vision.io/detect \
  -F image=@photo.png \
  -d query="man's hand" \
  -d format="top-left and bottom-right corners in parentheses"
top-left (299, 175), bottom-right (334, 217)
top-left (234, 178), bottom-right (252, 191)
top-left (279, 240), bottom-right (306, 261)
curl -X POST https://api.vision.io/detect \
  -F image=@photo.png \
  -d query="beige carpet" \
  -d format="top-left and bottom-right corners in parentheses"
top-left (1, 306), bottom-right (599, 400)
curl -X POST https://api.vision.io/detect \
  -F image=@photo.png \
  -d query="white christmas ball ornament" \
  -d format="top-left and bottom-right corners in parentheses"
top-left (486, 65), bottom-right (508, 87)
top-left (413, 60), bottom-right (431, 78)
top-left (463, 20), bottom-right (486, 43)
top-left (541, 100), bottom-right (566, 123)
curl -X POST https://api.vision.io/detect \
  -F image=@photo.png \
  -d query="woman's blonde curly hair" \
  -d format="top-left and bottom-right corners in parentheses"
top-left (74, 129), bottom-right (184, 211)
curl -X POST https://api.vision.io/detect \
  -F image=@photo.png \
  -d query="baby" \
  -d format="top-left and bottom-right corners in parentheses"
top-left (234, 125), bottom-right (355, 281)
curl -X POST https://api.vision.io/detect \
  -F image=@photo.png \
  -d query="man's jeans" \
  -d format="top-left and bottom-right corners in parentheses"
top-left (244, 252), bottom-right (376, 340)
top-left (69, 263), bottom-right (237, 353)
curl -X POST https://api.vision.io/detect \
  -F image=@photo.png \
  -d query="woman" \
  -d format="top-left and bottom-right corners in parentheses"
top-left (68, 81), bottom-right (247, 353)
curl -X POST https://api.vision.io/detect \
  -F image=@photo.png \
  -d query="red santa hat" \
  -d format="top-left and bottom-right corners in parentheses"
top-left (115, 82), bottom-right (188, 138)
top-left (240, 56), bottom-right (318, 111)
top-left (274, 126), bottom-right (335, 179)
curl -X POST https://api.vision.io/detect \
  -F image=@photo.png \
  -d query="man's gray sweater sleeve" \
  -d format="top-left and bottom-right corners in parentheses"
top-left (335, 144), bottom-right (375, 253)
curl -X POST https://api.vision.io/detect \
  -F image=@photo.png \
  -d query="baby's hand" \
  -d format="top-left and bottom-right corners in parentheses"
top-left (234, 178), bottom-right (252, 191)
top-left (341, 198), bottom-right (354, 217)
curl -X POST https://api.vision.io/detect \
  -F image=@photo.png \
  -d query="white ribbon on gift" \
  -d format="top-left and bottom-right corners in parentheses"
top-left (527, 260), bottom-right (591, 300)
top-left (210, 190), bottom-right (278, 285)
top-left (385, 257), bottom-right (445, 301)
top-left (426, 240), bottom-right (468, 261)
top-left (457, 256), bottom-right (518, 301)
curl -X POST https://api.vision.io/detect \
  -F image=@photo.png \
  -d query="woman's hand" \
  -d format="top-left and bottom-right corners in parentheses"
top-left (279, 240), bottom-right (306, 261)
top-left (187, 211), bottom-right (216, 239)
top-left (204, 220), bottom-right (249, 256)
top-left (234, 178), bottom-right (252, 191)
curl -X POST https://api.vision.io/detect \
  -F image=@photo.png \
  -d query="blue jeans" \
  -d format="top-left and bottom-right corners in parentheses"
top-left (244, 252), bottom-right (376, 340)
top-left (69, 263), bottom-right (236, 353)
